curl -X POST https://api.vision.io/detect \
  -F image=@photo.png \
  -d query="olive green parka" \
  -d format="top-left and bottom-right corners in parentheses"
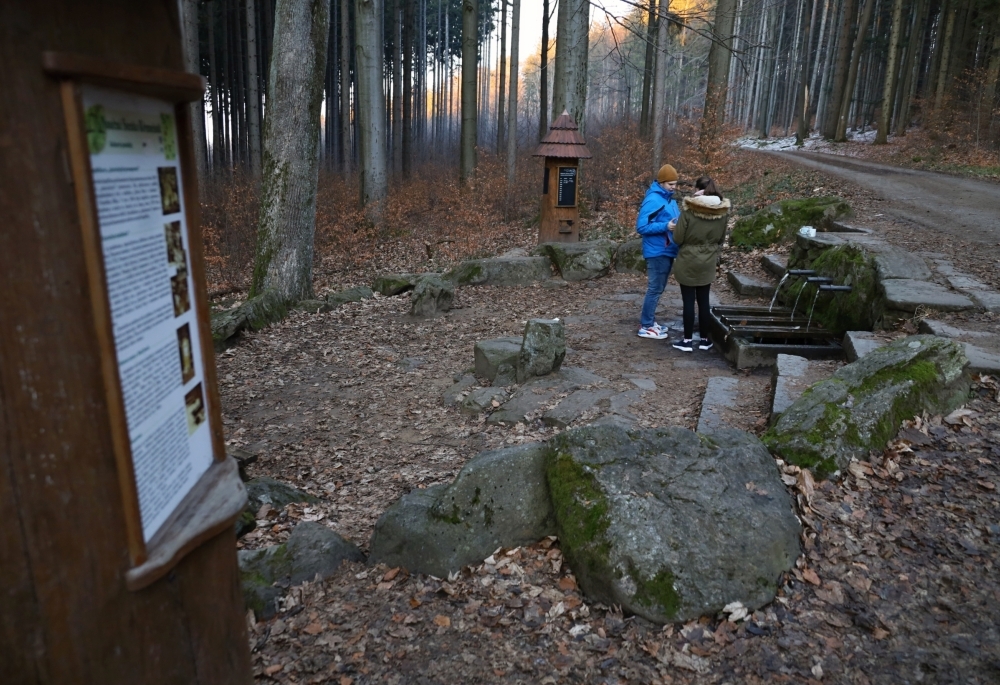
top-left (672, 196), bottom-right (732, 286)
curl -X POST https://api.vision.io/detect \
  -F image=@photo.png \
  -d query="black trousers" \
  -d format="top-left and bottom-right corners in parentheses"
top-left (680, 284), bottom-right (711, 340)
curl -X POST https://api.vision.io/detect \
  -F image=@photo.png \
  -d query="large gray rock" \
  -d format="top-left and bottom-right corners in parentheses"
top-left (373, 273), bottom-right (433, 296)
top-left (763, 335), bottom-right (970, 478)
top-left (237, 477), bottom-right (320, 538)
top-left (211, 289), bottom-right (288, 351)
top-left (547, 425), bottom-right (801, 624)
top-left (410, 274), bottom-right (454, 316)
top-left (614, 239), bottom-right (646, 275)
top-left (519, 318), bottom-right (566, 381)
top-left (239, 523), bottom-right (363, 618)
top-left (369, 443), bottom-right (556, 577)
top-left (474, 337), bottom-right (522, 381)
top-left (445, 256), bottom-right (551, 286)
top-left (327, 285), bottom-right (374, 307)
top-left (535, 240), bottom-right (618, 281)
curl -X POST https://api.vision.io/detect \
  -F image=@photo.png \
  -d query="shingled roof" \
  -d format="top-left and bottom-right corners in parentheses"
top-left (533, 110), bottom-right (593, 159)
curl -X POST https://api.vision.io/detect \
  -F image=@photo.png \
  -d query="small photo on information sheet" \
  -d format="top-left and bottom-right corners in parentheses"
top-left (84, 86), bottom-right (213, 543)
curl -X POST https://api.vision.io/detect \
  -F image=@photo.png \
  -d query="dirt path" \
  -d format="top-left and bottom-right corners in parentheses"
top-left (762, 150), bottom-right (1000, 243)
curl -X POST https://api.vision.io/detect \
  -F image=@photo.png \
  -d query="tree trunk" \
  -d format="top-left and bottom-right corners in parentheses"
top-left (823, 0), bottom-right (857, 138)
top-left (551, 0), bottom-right (590, 127)
top-left (983, 30), bottom-right (1000, 129)
top-left (651, 0), bottom-right (669, 173)
top-left (209, 2), bottom-right (223, 173)
top-left (246, 0), bottom-right (262, 174)
top-left (934, 1), bottom-right (957, 112)
top-left (639, 0), bottom-right (658, 136)
top-left (893, 0), bottom-right (924, 136)
top-left (874, 0), bottom-right (904, 144)
top-left (356, 0), bottom-right (387, 212)
top-left (340, 0), bottom-right (353, 171)
top-left (391, 0), bottom-right (403, 173)
top-left (459, 0), bottom-right (478, 183)
top-left (834, 0), bottom-right (875, 141)
top-left (538, 0), bottom-right (550, 139)
top-left (496, 0), bottom-right (507, 154)
top-left (232, 0), bottom-right (247, 166)
top-left (403, 0), bottom-right (413, 176)
top-left (699, 0), bottom-right (737, 159)
top-left (506, 0), bottom-right (520, 186)
top-left (251, 0), bottom-right (330, 301)
top-left (181, 0), bottom-right (208, 187)
top-left (795, 0), bottom-right (816, 144)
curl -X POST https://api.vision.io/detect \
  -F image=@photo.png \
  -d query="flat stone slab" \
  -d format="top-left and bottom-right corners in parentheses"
top-left (696, 376), bottom-right (739, 434)
top-left (761, 254), bottom-right (787, 277)
top-left (542, 388), bottom-right (615, 428)
top-left (488, 368), bottom-right (607, 425)
top-left (968, 289), bottom-right (1000, 313)
top-left (770, 355), bottom-right (810, 422)
top-left (843, 331), bottom-right (885, 363)
top-left (727, 271), bottom-right (776, 298)
top-left (624, 376), bottom-right (656, 391)
top-left (964, 343), bottom-right (1000, 375)
top-left (918, 319), bottom-right (995, 339)
top-left (881, 279), bottom-right (977, 313)
top-left (473, 337), bottom-right (522, 381)
top-left (868, 245), bottom-right (932, 281)
top-left (946, 274), bottom-right (991, 290)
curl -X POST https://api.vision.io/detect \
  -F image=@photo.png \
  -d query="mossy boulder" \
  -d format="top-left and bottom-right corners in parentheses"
top-left (326, 285), bottom-right (374, 307)
top-left (373, 273), bottom-right (433, 296)
top-left (763, 335), bottom-right (970, 478)
top-left (409, 274), bottom-right (454, 316)
top-left (238, 522), bottom-right (363, 619)
top-left (731, 196), bottom-right (852, 249)
top-left (519, 318), bottom-right (566, 381)
top-left (547, 425), bottom-right (801, 624)
top-left (444, 256), bottom-right (551, 286)
top-left (369, 442), bottom-right (556, 577)
top-left (614, 239), bottom-right (646, 275)
top-left (533, 240), bottom-right (618, 281)
top-left (210, 289), bottom-right (289, 350)
top-left (783, 242), bottom-right (881, 332)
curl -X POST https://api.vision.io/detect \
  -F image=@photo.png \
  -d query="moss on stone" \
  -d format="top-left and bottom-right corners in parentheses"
top-left (444, 262), bottom-right (484, 285)
top-left (731, 196), bottom-right (852, 249)
top-left (631, 567), bottom-right (681, 619)
top-left (782, 244), bottom-right (880, 332)
top-left (545, 449), bottom-right (613, 582)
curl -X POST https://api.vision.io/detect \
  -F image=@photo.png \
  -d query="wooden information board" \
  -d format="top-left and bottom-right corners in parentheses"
top-left (556, 166), bottom-right (578, 207)
top-left (49, 53), bottom-right (246, 591)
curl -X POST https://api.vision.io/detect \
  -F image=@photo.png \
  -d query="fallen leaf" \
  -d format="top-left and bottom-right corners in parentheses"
top-left (802, 568), bottom-right (821, 586)
top-left (558, 576), bottom-right (578, 591)
top-left (433, 614), bottom-right (451, 628)
top-left (264, 664), bottom-right (283, 676)
top-left (302, 622), bottom-right (324, 635)
top-left (978, 481), bottom-right (995, 491)
top-left (383, 567), bottom-right (401, 581)
top-left (873, 627), bottom-right (890, 640)
top-left (409, 597), bottom-right (421, 608)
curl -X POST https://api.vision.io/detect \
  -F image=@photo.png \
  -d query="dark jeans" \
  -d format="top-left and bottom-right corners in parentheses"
top-left (680, 284), bottom-right (711, 340)
top-left (640, 256), bottom-right (674, 328)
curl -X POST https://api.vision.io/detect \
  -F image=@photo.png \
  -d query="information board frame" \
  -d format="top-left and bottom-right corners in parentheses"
top-left (45, 52), bottom-right (242, 590)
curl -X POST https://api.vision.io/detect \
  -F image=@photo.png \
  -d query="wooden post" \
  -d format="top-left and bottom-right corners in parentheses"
top-left (0, 2), bottom-right (253, 683)
top-left (533, 110), bottom-right (592, 244)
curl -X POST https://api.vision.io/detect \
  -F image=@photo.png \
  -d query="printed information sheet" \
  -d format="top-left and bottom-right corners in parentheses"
top-left (83, 86), bottom-right (213, 543)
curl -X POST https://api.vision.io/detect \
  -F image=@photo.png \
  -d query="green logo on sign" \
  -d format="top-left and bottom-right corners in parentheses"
top-left (161, 113), bottom-right (177, 160)
top-left (85, 104), bottom-right (106, 154)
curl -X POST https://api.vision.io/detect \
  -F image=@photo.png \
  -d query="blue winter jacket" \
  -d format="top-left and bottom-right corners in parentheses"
top-left (635, 181), bottom-right (680, 259)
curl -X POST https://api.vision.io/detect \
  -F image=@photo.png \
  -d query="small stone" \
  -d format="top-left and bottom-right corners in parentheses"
top-left (474, 337), bottom-right (522, 381)
top-left (842, 331), bottom-right (884, 362)
top-left (410, 274), bottom-right (454, 317)
top-left (519, 318), bottom-right (566, 381)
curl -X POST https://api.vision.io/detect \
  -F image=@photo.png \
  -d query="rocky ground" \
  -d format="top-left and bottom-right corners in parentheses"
top-left (219, 157), bottom-right (1000, 684)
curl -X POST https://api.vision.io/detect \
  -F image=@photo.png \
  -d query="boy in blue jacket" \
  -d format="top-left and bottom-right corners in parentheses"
top-left (635, 164), bottom-right (681, 339)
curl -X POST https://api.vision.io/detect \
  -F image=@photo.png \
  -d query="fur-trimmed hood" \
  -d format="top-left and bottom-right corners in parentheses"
top-left (682, 195), bottom-right (731, 219)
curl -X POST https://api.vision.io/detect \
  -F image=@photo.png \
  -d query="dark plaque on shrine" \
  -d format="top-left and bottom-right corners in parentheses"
top-left (556, 166), bottom-right (577, 207)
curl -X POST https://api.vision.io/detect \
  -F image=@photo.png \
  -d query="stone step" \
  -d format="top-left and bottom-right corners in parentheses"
top-left (918, 319), bottom-right (995, 339)
top-left (696, 376), bottom-right (739, 434)
top-left (842, 331), bottom-right (884, 362)
top-left (963, 344), bottom-right (1000, 375)
top-left (761, 254), bottom-right (787, 278)
top-left (727, 271), bottom-right (776, 298)
top-left (770, 354), bottom-right (811, 424)
top-left (881, 279), bottom-right (977, 313)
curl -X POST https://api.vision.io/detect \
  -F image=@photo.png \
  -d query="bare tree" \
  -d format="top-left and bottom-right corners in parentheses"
top-left (460, 0), bottom-right (478, 183)
top-left (538, 0), bottom-right (551, 140)
top-left (699, 0), bottom-right (737, 159)
top-left (639, 0), bottom-right (658, 137)
top-left (506, 0), bottom-right (521, 186)
top-left (251, 0), bottom-right (331, 301)
top-left (355, 0), bottom-right (388, 215)
top-left (552, 0), bottom-right (591, 127)
top-left (246, 0), bottom-right (262, 174)
top-left (180, 0), bottom-right (208, 186)
top-left (875, 0), bottom-right (904, 144)
top-left (651, 0), bottom-right (669, 173)
top-left (340, 0), bottom-right (353, 171)
top-left (497, 0), bottom-right (507, 154)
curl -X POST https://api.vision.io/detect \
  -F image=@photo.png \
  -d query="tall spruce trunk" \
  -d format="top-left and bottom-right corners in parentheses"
top-left (934, 1), bottom-right (957, 112)
top-left (651, 0), bottom-right (669, 173)
top-left (795, 0), bottom-right (816, 144)
top-left (551, 0), bottom-right (590, 127)
top-left (356, 0), bottom-right (387, 213)
top-left (340, 0), bottom-right (353, 171)
top-left (834, 0), bottom-right (875, 141)
top-left (506, 0), bottom-right (520, 186)
top-left (246, 0), bottom-right (262, 174)
top-left (403, 0), bottom-right (413, 176)
top-left (459, 0), bottom-right (478, 183)
top-left (894, 0), bottom-right (927, 136)
top-left (875, 0), bottom-right (904, 144)
top-left (181, 0), bottom-right (208, 186)
top-left (699, 0), bottom-right (737, 159)
top-left (391, 0), bottom-right (403, 173)
top-left (538, 0), bottom-right (550, 139)
top-left (497, 0), bottom-right (507, 154)
top-left (639, 0), bottom-right (658, 137)
top-left (251, 0), bottom-right (331, 301)
top-left (208, 3), bottom-right (223, 173)
top-left (823, 0), bottom-right (857, 138)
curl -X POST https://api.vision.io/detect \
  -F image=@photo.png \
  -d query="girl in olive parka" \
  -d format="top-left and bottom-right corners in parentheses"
top-left (672, 178), bottom-right (731, 352)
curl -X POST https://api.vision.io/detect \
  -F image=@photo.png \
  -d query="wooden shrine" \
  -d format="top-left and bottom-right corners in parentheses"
top-left (0, 2), bottom-right (253, 683)
top-left (533, 110), bottom-right (593, 243)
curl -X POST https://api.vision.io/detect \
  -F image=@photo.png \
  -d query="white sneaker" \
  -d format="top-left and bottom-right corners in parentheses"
top-left (638, 326), bottom-right (668, 340)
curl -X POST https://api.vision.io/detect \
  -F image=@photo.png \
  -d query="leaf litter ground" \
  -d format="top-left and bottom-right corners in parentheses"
top-left (219, 168), bottom-right (1000, 684)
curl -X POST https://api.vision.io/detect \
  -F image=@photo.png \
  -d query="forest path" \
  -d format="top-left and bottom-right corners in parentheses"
top-left (763, 150), bottom-right (1000, 244)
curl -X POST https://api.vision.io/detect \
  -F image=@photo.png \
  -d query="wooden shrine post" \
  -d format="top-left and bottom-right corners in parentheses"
top-left (1, 2), bottom-right (253, 683)
top-left (533, 110), bottom-right (593, 243)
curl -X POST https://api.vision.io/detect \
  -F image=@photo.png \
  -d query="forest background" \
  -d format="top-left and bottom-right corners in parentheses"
top-left (179, 0), bottom-right (1000, 296)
